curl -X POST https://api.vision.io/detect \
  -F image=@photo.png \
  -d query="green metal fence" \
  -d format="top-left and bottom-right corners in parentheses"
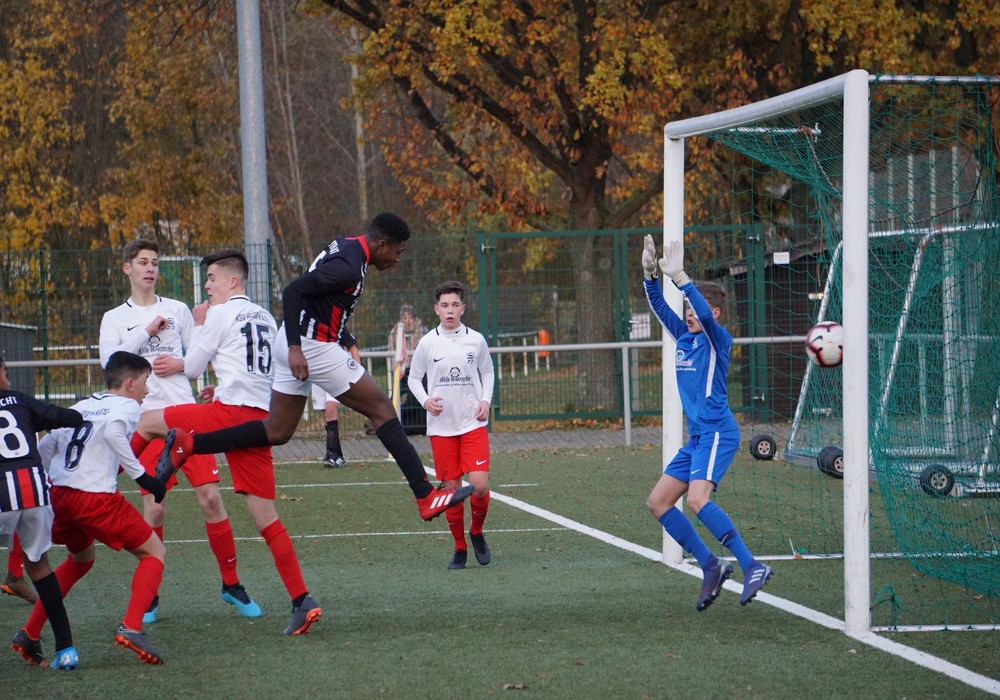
top-left (0, 229), bottom-right (811, 428)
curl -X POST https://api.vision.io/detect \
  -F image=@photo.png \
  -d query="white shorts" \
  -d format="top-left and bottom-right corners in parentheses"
top-left (311, 384), bottom-right (339, 411)
top-left (273, 328), bottom-right (366, 399)
top-left (0, 506), bottom-right (55, 563)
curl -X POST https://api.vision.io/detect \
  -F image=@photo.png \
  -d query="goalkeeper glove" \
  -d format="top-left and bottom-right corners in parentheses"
top-left (659, 239), bottom-right (690, 287)
top-left (641, 235), bottom-right (659, 280)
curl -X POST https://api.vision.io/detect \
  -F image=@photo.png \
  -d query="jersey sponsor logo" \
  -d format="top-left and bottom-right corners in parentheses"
top-left (127, 324), bottom-right (141, 331)
top-left (675, 349), bottom-right (694, 370)
top-left (433, 357), bottom-right (445, 362)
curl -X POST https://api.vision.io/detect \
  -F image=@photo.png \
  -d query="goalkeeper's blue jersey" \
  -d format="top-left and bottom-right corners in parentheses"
top-left (644, 277), bottom-right (739, 437)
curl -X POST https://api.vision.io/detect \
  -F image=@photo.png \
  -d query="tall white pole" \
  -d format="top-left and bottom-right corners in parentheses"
top-left (661, 134), bottom-right (685, 564)
top-left (841, 69), bottom-right (871, 634)
top-left (236, 0), bottom-right (271, 308)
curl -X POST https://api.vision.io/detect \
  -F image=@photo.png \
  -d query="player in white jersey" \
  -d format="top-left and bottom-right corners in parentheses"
top-left (137, 249), bottom-right (321, 635)
top-left (100, 238), bottom-right (256, 623)
top-left (407, 281), bottom-right (495, 569)
top-left (22, 351), bottom-right (168, 665)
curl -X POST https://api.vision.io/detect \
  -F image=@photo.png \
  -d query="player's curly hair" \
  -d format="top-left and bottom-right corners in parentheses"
top-left (368, 212), bottom-right (411, 243)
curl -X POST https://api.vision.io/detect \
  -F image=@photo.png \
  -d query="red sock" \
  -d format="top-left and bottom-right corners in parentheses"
top-left (122, 556), bottom-right (164, 630)
top-left (445, 503), bottom-right (466, 550)
top-left (206, 519), bottom-right (239, 587)
top-left (24, 557), bottom-right (94, 638)
top-left (470, 491), bottom-right (491, 535)
top-left (7, 533), bottom-right (24, 576)
top-left (130, 431), bottom-right (150, 457)
top-left (260, 520), bottom-right (307, 601)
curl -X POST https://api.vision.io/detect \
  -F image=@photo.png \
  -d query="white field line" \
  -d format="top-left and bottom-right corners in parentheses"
top-left (120, 478), bottom-right (1000, 696)
top-left (484, 485), bottom-right (1000, 698)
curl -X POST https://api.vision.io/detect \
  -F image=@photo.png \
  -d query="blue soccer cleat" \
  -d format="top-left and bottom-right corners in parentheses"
top-left (50, 646), bottom-right (79, 670)
top-left (696, 559), bottom-right (733, 611)
top-left (740, 563), bottom-right (774, 606)
top-left (142, 595), bottom-right (159, 624)
top-left (222, 583), bottom-right (262, 618)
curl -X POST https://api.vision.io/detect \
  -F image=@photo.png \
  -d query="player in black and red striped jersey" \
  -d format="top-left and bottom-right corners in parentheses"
top-left (157, 213), bottom-right (473, 522)
top-left (0, 355), bottom-right (84, 669)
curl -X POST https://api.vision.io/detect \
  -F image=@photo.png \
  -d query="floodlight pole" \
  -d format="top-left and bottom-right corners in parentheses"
top-left (660, 134), bottom-right (686, 565)
top-left (236, 0), bottom-right (271, 309)
top-left (841, 69), bottom-right (872, 635)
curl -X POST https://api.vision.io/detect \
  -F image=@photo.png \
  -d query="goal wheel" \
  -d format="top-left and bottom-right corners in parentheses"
top-left (749, 434), bottom-right (776, 460)
top-left (817, 445), bottom-right (844, 479)
top-left (918, 465), bottom-right (954, 497)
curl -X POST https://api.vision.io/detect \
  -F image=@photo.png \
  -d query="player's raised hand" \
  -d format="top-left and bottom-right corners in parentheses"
top-left (659, 240), bottom-right (690, 287)
top-left (641, 234), bottom-right (659, 280)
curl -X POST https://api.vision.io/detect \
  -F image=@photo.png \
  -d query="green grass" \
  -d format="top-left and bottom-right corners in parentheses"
top-left (3, 446), bottom-right (997, 698)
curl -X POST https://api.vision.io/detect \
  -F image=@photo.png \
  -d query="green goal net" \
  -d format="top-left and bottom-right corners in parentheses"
top-left (665, 73), bottom-right (1000, 630)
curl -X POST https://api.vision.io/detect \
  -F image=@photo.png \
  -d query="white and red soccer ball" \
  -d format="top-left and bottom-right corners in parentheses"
top-left (805, 321), bottom-right (844, 367)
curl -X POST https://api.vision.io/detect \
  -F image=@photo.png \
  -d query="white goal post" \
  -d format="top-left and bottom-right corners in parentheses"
top-left (659, 69), bottom-right (872, 634)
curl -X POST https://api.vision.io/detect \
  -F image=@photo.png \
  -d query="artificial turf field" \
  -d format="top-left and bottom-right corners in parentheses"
top-left (2, 445), bottom-right (997, 699)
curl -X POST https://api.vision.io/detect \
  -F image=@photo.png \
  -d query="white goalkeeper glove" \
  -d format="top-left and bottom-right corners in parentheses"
top-left (641, 235), bottom-right (659, 280)
top-left (659, 239), bottom-right (690, 287)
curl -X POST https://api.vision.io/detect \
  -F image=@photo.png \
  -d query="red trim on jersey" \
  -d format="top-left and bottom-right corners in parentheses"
top-left (350, 235), bottom-right (371, 263)
top-left (15, 468), bottom-right (37, 508)
top-left (315, 236), bottom-right (368, 343)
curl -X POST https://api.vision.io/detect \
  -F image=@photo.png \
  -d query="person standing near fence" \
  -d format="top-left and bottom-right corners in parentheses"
top-left (407, 281), bottom-right (495, 569)
top-left (156, 213), bottom-right (473, 524)
top-left (641, 235), bottom-right (772, 610)
top-left (98, 238), bottom-right (259, 624)
top-left (1, 355), bottom-right (84, 669)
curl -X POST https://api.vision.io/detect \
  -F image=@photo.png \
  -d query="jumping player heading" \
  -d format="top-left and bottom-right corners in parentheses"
top-left (156, 213), bottom-right (472, 521)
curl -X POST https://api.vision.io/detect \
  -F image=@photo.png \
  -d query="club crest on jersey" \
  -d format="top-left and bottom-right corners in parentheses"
top-left (675, 349), bottom-right (694, 370)
top-left (466, 352), bottom-right (475, 365)
top-left (347, 358), bottom-right (358, 371)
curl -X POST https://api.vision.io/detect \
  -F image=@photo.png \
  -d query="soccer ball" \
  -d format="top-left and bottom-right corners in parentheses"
top-left (805, 321), bottom-right (844, 367)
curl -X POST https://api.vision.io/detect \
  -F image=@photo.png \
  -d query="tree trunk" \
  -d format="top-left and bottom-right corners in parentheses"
top-left (570, 195), bottom-right (620, 413)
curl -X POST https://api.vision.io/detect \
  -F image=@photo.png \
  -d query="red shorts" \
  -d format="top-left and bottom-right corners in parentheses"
top-left (49, 486), bottom-right (153, 553)
top-left (166, 402), bottom-right (275, 499)
top-left (429, 427), bottom-right (490, 482)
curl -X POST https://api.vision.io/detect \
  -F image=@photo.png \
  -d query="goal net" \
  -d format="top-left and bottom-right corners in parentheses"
top-left (660, 71), bottom-right (1000, 631)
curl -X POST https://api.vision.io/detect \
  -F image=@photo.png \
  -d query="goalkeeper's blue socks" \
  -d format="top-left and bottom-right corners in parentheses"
top-left (658, 507), bottom-right (714, 567)
top-left (697, 501), bottom-right (755, 572)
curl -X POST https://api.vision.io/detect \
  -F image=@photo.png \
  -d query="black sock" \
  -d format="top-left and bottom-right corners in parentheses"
top-left (193, 420), bottom-right (271, 454)
top-left (325, 420), bottom-right (341, 456)
top-left (33, 573), bottom-right (73, 651)
top-left (375, 417), bottom-right (431, 498)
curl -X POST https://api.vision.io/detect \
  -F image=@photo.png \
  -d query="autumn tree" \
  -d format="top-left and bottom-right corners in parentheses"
top-left (315, 0), bottom-right (1000, 410)
top-left (317, 0), bottom-right (685, 410)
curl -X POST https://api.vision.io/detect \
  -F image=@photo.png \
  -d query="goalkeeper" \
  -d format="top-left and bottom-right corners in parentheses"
top-left (641, 234), bottom-right (772, 610)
